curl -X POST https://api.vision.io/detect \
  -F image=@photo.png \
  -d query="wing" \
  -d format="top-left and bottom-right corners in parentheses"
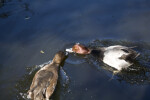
top-left (28, 70), bottom-right (54, 100)
top-left (119, 48), bottom-right (140, 62)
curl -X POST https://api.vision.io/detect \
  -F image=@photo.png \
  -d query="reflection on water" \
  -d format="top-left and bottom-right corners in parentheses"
top-left (0, 11), bottom-right (10, 18)
top-left (0, 0), bottom-right (4, 8)
top-left (0, 0), bottom-right (33, 19)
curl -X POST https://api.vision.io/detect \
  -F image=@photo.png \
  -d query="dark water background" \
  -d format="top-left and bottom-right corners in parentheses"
top-left (0, 0), bottom-right (150, 100)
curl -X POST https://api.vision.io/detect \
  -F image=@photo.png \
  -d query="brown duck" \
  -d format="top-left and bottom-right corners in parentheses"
top-left (27, 51), bottom-right (66, 100)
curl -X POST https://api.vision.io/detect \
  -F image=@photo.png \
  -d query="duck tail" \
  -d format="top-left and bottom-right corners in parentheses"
top-left (28, 86), bottom-right (46, 100)
top-left (129, 50), bottom-right (140, 60)
top-left (128, 46), bottom-right (140, 59)
top-left (27, 91), bottom-right (33, 99)
top-left (27, 86), bottom-right (38, 99)
top-left (35, 85), bottom-right (48, 100)
top-left (119, 51), bottom-right (140, 62)
top-left (35, 92), bottom-right (45, 100)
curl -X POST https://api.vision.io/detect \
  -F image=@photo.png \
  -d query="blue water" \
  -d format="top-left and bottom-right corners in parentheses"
top-left (0, 0), bottom-right (150, 100)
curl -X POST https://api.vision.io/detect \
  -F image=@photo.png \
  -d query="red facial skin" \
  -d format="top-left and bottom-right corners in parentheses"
top-left (72, 44), bottom-right (91, 54)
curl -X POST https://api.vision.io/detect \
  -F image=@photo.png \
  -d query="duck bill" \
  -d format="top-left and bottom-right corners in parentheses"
top-left (66, 48), bottom-right (74, 53)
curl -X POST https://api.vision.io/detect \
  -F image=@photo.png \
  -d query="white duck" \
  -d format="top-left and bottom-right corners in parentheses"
top-left (66, 43), bottom-right (140, 71)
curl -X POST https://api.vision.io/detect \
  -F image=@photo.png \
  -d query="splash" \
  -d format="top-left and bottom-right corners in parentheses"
top-left (60, 67), bottom-right (70, 87)
top-left (88, 39), bottom-right (150, 85)
top-left (28, 60), bottom-right (52, 75)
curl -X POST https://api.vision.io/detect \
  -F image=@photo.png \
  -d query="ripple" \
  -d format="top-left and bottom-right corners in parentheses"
top-left (28, 60), bottom-right (52, 75)
top-left (88, 39), bottom-right (150, 85)
top-left (65, 39), bottom-right (150, 85)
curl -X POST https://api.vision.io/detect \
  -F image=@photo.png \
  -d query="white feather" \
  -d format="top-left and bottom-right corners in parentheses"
top-left (103, 45), bottom-right (132, 70)
top-left (66, 48), bottom-right (74, 53)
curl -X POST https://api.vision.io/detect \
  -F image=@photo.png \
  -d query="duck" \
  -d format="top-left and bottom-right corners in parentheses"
top-left (27, 51), bottom-right (66, 100)
top-left (66, 43), bottom-right (140, 71)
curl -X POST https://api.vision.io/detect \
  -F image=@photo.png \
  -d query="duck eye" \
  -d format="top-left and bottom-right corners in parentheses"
top-left (75, 48), bottom-right (78, 50)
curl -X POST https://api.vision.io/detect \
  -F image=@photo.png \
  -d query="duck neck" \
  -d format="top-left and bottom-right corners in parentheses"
top-left (87, 49), bottom-right (92, 54)
top-left (90, 49), bottom-right (104, 60)
top-left (48, 61), bottom-right (61, 69)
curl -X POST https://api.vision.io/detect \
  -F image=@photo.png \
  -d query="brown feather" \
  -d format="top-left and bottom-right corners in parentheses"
top-left (27, 51), bottom-right (66, 100)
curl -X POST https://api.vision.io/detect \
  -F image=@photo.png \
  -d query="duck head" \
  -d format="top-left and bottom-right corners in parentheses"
top-left (72, 44), bottom-right (91, 54)
top-left (53, 51), bottom-right (67, 64)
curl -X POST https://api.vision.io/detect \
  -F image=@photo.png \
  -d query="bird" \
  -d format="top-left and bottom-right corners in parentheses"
top-left (66, 43), bottom-right (140, 71)
top-left (27, 51), bottom-right (66, 100)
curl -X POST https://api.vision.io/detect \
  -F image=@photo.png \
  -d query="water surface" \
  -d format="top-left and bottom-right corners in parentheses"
top-left (0, 0), bottom-right (150, 100)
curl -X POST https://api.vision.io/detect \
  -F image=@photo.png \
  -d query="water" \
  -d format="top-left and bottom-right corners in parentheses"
top-left (0, 0), bottom-right (150, 100)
